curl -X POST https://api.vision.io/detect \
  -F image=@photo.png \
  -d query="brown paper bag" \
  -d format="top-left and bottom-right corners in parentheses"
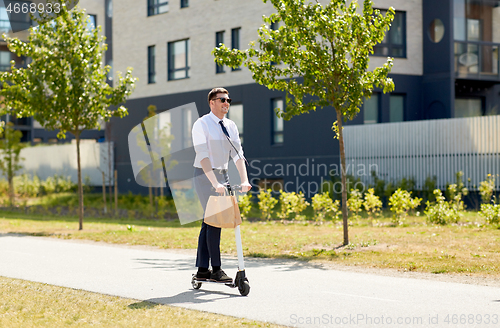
top-left (204, 195), bottom-right (242, 228)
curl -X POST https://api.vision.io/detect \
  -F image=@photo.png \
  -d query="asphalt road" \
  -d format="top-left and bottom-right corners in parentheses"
top-left (0, 233), bottom-right (499, 328)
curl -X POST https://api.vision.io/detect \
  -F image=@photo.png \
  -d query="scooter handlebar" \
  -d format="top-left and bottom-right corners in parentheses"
top-left (211, 184), bottom-right (242, 192)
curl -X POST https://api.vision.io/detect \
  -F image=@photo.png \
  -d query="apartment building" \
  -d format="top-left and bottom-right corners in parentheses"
top-left (109, 0), bottom-right (431, 194)
top-left (2, 0), bottom-right (499, 194)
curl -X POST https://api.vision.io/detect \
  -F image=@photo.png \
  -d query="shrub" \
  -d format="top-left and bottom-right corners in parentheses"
top-left (479, 174), bottom-right (495, 204)
top-left (54, 174), bottom-right (77, 193)
top-left (157, 197), bottom-right (170, 219)
top-left (384, 181), bottom-right (397, 204)
top-left (369, 171), bottom-right (386, 204)
top-left (41, 176), bottom-right (56, 194)
top-left (347, 189), bottom-right (363, 219)
top-left (278, 191), bottom-right (309, 220)
top-left (0, 179), bottom-right (8, 197)
top-left (423, 176), bottom-right (437, 203)
top-left (312, 191), bottom-right (340, 221)
top-left (479, 203), bottom-right (500, 225)
top-left (447, 183), bottom-right (467, 215)
top-left (257, 189), bottom-right (278, 220)
top-left (291, 191), bottom-right (309, 220)
top-left (238, 192), bottom-right (253, 220)
top-left (15, 174), bottom-right (41, 198)
top-left (399, 177), bottom-right (416, 194)
top-left (425, 189), bottom-right (462, 225)
top-left (364, 188), bottom-right (382, 217)
top-left (389, 188), bottom-right (422, 225)
top-left (278, 191), bottom-right (296, 220)
top-left (445, 171), bottom-right (468, 204)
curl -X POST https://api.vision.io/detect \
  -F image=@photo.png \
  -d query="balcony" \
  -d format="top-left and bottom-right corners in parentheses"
top-left (454, 41), bottom-right (500, 80)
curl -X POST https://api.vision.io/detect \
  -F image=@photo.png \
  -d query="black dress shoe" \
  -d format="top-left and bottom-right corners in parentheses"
top-left (194, 269), bottom-right (212, 281)
top-left (210, 269), bottom-right (232, 282)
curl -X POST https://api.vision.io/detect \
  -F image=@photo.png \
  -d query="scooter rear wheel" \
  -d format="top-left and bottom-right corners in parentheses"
top-left (238, 281), bottom-right (250, 296)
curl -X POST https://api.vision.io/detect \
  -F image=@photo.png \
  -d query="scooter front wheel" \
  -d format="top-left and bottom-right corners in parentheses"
top-left (238, 281), bottom-right (250, 296)
top-left (191, 277), bottom-right (202, 289)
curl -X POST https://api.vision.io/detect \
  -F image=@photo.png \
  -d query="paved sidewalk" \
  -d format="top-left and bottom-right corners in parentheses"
top-left (0, 233), bottom-right (499, 327)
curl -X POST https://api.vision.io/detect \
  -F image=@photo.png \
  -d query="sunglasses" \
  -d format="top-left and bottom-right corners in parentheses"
top-left (213, 97), bottom-right (232, 104)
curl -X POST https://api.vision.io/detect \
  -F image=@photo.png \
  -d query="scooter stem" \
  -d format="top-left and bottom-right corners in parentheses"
top-left (234, 225), bottom-right (245, 271)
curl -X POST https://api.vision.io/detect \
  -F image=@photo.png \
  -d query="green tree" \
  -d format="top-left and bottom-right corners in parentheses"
top-left (0, 122), bottom-right (25, 206)
top-left (0, 1), bottom-right (136, 230)
top-left (213, 0), bottom-right (395, 244)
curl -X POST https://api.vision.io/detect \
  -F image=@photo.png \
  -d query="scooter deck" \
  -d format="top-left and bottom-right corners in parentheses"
top-left (193, 278), bottom-right (235, 287)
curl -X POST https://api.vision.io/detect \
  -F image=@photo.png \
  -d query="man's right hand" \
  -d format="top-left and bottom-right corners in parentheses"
top-left (214, 183), bottom-right (226, 195)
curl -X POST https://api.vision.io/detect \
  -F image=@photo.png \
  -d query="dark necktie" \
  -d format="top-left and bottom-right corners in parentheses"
top-left (219, 120), bottom-right (230, 139)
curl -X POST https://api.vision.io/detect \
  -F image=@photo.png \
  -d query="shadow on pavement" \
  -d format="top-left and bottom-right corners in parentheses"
top-left (136, 289), bottom-right (240, 307)
top-left (132, 255), bottom-right (330, 272)
top-left (0, 232), bottom-right (32, 238)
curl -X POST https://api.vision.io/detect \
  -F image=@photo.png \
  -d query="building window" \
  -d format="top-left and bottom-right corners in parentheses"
top-left (389, 94), bottom-right (405, 122)
top-left (148, 45), bottom-right (156, 84)
top-left (373, 10), bottom-right (406, 58)
top-left (87, 14), bottom-right (96, 30)
top-left (364, 93), bottom-right (379, 124)
top-left (272, 98), bottom-right (284, 144)
top-left (455, 98), bottom-right (483, 117)
top-left (231, 27), bottom-right (241, 71)
top-left (215, 31), bottom-right (225, 73)
top-left (0, 51), bottom-right (11, 71)
top-left (227, 103), bottom-right (243, 144)
top-left (180, 0), bottom-right (188, 8)
top-left (148, 0), bottom-right (168, 16)
top-left (0, 7), bottom-right (9, 33)
top-left (107, 0), bottom-right (112, 18)
top-left (453, 0), bottom-right (500, 42)
top-left (168, 39), bottom-right (190, 80)
top-left (2, 1), bottom-right (31, 33)
top-left (453, 0), bottom-right (500, 77)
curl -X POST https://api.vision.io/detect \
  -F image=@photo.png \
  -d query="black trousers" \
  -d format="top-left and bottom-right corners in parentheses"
top-left (194, 167), bottom-right (229, 268)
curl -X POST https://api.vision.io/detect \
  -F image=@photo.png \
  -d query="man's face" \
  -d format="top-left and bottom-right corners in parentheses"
top-left (211, 93), bottom-right (230, 117)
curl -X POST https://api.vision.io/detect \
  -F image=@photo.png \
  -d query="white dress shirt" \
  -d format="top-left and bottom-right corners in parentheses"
top-left (192, 111), bottom-right (244, 169)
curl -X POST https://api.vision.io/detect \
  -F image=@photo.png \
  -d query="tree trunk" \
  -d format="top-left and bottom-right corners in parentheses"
top-left (102, 171), bottom-right (107, 214)
top-left (8, 175), bottom-right (14, 207)
top-left (114, 169), bottom-right (118, 215)
top-left (8, 151), bottom-right (14, 207)
top-left (149, 171), bottom-right (153, 217)
top-left (154, 186), bottom-right (158, 215)
top-left (106, 123), bottom-right (113, 207)
top-left (76, 133), bottom-right (84, 230)
top-left (336, 109), bottom-right (349, 245)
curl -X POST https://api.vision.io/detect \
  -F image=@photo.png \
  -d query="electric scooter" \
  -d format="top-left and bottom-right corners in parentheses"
top-left (191, 184), bottom-right (250, 296)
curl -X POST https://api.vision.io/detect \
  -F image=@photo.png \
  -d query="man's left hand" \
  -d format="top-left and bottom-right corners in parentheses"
top-left (240, 181), bottom-right (252, 193)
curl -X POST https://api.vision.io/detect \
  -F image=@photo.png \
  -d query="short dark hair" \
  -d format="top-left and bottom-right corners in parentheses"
top-left (208, 87), bottom-right (229, 105)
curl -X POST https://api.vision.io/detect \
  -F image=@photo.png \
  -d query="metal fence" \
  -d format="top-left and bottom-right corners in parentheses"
top-left (343, 115), bottom-right (500, 191)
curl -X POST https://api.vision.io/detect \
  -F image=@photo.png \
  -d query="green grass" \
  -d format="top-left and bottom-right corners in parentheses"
top-left (0, 276), bottom-right (284, 327)
top-left (0, 210), bottom-right (499, 278)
